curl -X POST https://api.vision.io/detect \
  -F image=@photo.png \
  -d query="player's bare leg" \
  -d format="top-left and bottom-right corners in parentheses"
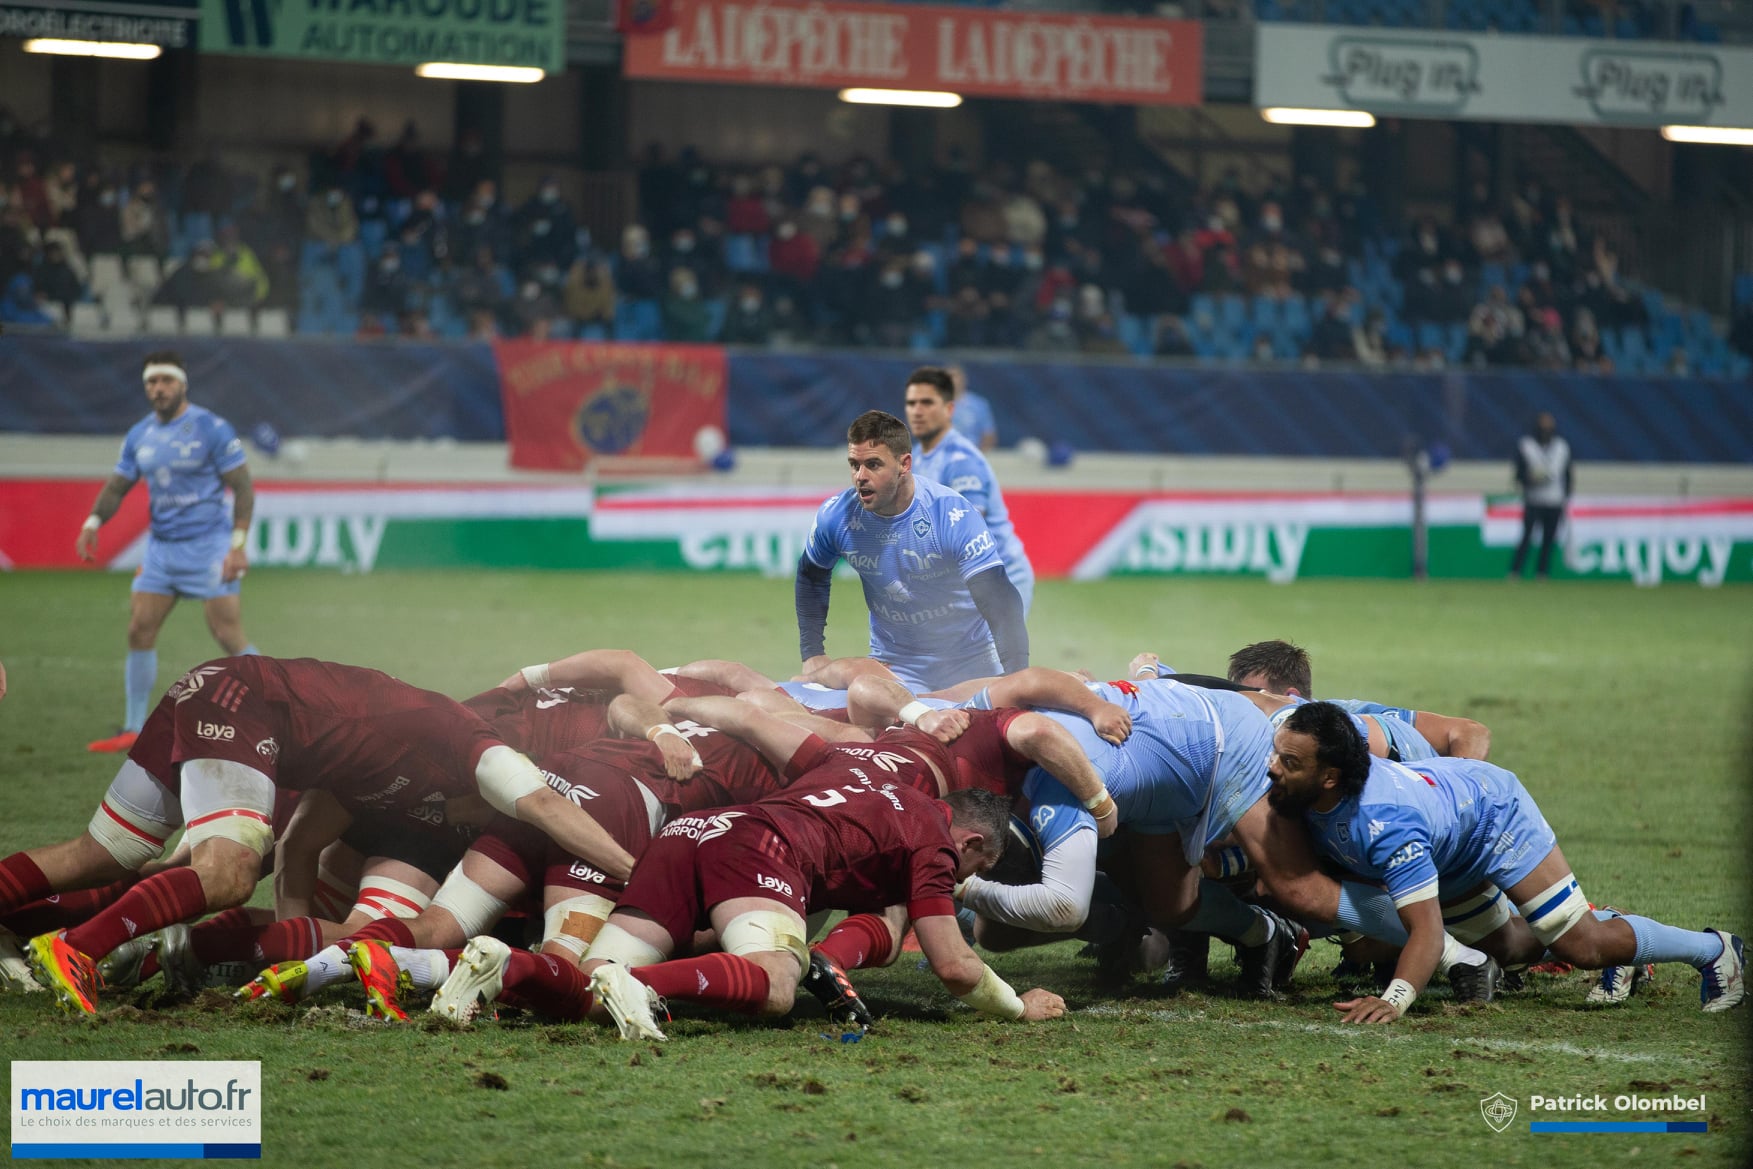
top-left (674, 659), bottom-right (779, 693)
top-left (201, 594), bottom-right (251, 656)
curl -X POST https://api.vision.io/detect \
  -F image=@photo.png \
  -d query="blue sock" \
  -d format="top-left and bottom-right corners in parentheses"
top-left (124, 649), bottom-right (157, 732)
top-left (1335, 882), bottom-right (1409, 945)
top-left (240, 644), bottom-right (260, 656)
top-left (1624, 916), bottom-right (1724, 968)
top-left (1185, 879), bottom-right (1270, 945)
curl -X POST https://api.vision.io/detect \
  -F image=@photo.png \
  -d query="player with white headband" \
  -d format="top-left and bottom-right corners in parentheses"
top-left (77, 350), bottom-right (259, 753)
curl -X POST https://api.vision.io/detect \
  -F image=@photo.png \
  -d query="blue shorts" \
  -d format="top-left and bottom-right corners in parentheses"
top-left (880, 641), bottom-right (1002, 694)
top-left (1438, 772), bottom-right (1558, 899)
top-left (133, 531), bottom-right (239, 600)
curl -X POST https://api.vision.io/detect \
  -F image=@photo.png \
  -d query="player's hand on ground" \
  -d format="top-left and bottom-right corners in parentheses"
top-left (75, 526), bottom-right (99, 562)
top-left (655, 732), bottom-right (704, 781)
top-left (1092, 702), bottom-right (1132, 744)
top-left (917, 707), bottom-right (970, 743)
top-left (791, 654), bottom-right (832, 683)
top-left (222, 547), bottom-right (248, 583)
top-left (1334, 995), bottom-right (1402, 1024)
top-left (1128, 652), bottom-right (1161, 680)
top-left (1019, 988), bottom-right (1067, 1021)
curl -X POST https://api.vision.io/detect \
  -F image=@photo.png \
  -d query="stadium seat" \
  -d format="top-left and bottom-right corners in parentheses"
top-left (69, 302), bottom-right (106, 337)
top-left (102, 303), bottom-right (143, 335)
top-left (254, 307), bottom-right (290, 338)
top-left (182, 212), bottom-right (215, 246)
top-left (220, 308), bottom-right (252, 336)
top-left (359, 219), bottom-right (388, 260)
top-left (88, 254), bottom-right (126, 299)
top-left (1416, 322), bottom-right (1445, 352)
top-left (1218, 295), bottom-right (1247, 332)
top-left (126, 255), bottom-right (163, 292)
top-left (145, 305), bottom-right (179, 335)
top-left (577, 322), bottom-right (609, 342)
top-left (182, 308), bottom-right (216, 336)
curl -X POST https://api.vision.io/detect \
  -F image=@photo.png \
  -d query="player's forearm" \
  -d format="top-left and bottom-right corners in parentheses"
top-left (606, 692), bottom-right (673, 739)
top-left (1387, 912), bottom-right (1446, 999)
top-left (1009, 714), bottom-right (1107, 807)
top-left (987, 666), bottom-right (1105, 721)
top-left (1420, 712), bottom-right (1491, 760)
top-left (967, 567), bottom-right (1028, 672)
top-left (542, 649), bottom-right (670, 703)
top-left (844, 674), bottom-right (918, 730)
top-left (794, 556), bottom-right (833, 660)
top-left (960, 833), bottom-right (1095, 933)
top-left (225, 470), bottom-right (255, 529)
top-left (87, 477), bottom-right (131, 524)
top-left (516, 789), bottom-right (636, 883)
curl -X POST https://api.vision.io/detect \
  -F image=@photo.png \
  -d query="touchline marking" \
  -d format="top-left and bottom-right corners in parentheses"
top-left (1079, 1006), bottom-right (1708, 1066)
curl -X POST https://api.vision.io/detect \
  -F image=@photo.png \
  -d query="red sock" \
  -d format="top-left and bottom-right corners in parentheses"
top-left (191, 917), bottom-right (324, 966)
top-left (2, 877), bottom-right (130, 937)
top-left (63, 868), bottom-right (208, 960)
top-left (497, 950), bottom-right (591, 1021)
top-left (813, 913), bottom-right (894, 970)
top-left (0, 853), bottom-right (52, 916)
top-left (342, 917), bottom-right (416, 949)
top-left (198, 906), bottom-right (257, 933)
top-left (632, 953), bottom-right (770, 1013)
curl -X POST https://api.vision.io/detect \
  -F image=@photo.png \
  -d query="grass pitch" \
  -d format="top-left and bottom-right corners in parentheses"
top-left (1, 570), bottom-right (1749, 1168)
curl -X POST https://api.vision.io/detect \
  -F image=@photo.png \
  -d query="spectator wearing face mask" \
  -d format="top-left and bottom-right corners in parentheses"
top-left (362, 242), bottom-right (411, 320)
top-left (563, 257), bottom-right (616, 334)
top-left (718, 281), bottom-right (774, 345)
top-left (33, 240), bottom-right (83, 317)
top-left (118, 178), bottom-right (169, 258)
top-left (859, 259), bottom-right (926, 349)
top-left (514, 177), bottom-right (577, 273)
top-left (616, 225), bottom-right (665, 302)
top-left (724, 174), bottom-right (771, 236)
top-left (876, 212), bottom-right (914, 263)
top-left (1429, 259), bottom-right (1474, 324)
top-left (512, 274), bottom-right (561, 338)
top-left (153, 241), bottom-right (230, 309)
top-left (768, 218), bottom-right (819, 299)
top-left (664, 225), bottom-right (724, 297)
top-left (452, 244), bottom-right (514, 322)
top-left (306, 186), bottom-right (359, 248)
top-left (213, 223), bottom-right (270, 305)
top-left (452, 180), bottom-right (511, 263)
top-left (72, 174), bottom-right (123, 256)
top-left (1026, 294), bottom-right (1079, 354)
top-left (662, 265), bottom-right (711, 341)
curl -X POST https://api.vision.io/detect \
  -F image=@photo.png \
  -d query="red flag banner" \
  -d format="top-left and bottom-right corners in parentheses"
top-left (495, 340), bottom-right (728, 472)
top-left (621, 0), bottom-right (1202, 106)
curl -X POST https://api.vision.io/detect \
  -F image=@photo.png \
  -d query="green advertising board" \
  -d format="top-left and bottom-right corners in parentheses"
top-left (198, 0), bottom-right (564, 70)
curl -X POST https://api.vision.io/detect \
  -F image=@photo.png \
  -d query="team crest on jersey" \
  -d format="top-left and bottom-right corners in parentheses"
top-left (1337, 823), bottom-right (1350, 842)
top-left (169, 665), bottom-right (227, 703)
top-left (255, 738), bottom-right (279, 761)
top-left (913, 516), bottom-right (931, 537)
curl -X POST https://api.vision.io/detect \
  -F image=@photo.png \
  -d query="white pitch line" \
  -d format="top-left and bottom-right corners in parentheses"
top-left (1079, 1005), bottom-right (1712, 1066)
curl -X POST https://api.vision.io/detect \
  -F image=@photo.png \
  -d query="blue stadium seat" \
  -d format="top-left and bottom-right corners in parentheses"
top-left (1218, 295), bottom-right (1247, 332)
top-left (1386, 319), bottom-right (1414, 352)
top-left (359, 219), bottom-right (388, 261)
top-left (1416, 322), bottom-right (1445, 353)
top-left (1251, 295), bottom-right (1281, 331)
top-left (1189, 293), bottom-right (1217, 331)
top-left (1733, 273), bottom-right (1753, 306)
top-left (616, 298), bottom-right (662, 341)
top-left (704, 297), bottom-right (728, 339)
top-left (1445, 322), bottom-right (1468, 361)
top-left (722, 234), bottom-right (763, 274)
top-left (577, 323), bottom-right (610, 342)
top-left (1620, 325), bottom-right (1647, 355)
top-left (335, 243), bottom-right (366, 301)
top-left (1118, 313), bottom-right (1149, 356)
top-left (1281, 294), bottom-right (1311, 336)
top-left (181, 212), bottom-right (215, 246)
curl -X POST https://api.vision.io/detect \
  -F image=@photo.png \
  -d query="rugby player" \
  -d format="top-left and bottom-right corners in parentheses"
top-left (795, 410), bottom-right (1028, 693)
top-left (1268, 702), bottom-right (1745, 1021)
top-left (78, 352), bottom-right (258, 753)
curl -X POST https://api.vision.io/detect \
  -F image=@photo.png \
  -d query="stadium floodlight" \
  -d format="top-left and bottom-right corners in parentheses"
top-left (1260, 107), bottom-right (1376, 128)
top-left (839, 88), bottom-right (963, 109)
top-left (23, 38), bottom-right (162, 59)
top-left (1661, 124), bottom-right (1753, 146)
top-left (414, 63), bottom-right (545, 83)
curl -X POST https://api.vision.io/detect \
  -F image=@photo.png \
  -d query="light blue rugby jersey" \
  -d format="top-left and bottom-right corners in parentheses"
top-left (116, 405), bottom-right (247, 541)
top-left (1328, 698), bottom-right (1437, 762)
top-left (802, 476), bottom-right (1008, 670)
top-left (1305, 755), bottom-right (1518, 907)
top-left (911, 429), bottom-right (1032, 591)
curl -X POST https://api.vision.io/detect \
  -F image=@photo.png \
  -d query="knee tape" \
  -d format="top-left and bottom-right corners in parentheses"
top-left (179, 759), bottom-right (276, 858)
top-left (430, 868), bottom-right (511, 938)
top-left (1442, 886), bottom-right (1514, 944)
top-left (89, 759), bottom-right (178, 870)
top-left (1517, 874), bottom-right (1590, 948)
top-left (542, 893), bottom-right (617, 958)
top-left (719, 910), bottom-right (809, 981)
top-left (582, 921), bottom-right (668, 968)
top-left (352, 875), bottom-right (433, 922)
top-left (475, 745), bottom-right (546, 817)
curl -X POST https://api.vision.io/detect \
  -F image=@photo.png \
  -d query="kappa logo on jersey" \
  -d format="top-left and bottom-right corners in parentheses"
top-left (169, 665), bottom-right (227, 703)
top-left (1386, 841), bottom-right (1426, 870)
top-left (256, 737), bottom-right (279, 761)
top-left (1367, 818), bottom-right (1387, 839)
top-left (948, 507), bottom-right (968, 523)
top-left (913, 516), bottom-right (931, 537)
top-left (195, 720), bottom-right (235, 741)
top-left (962, 531), bottom-right (995, 560)
top-left (755, 872), bottom-right (794, 898)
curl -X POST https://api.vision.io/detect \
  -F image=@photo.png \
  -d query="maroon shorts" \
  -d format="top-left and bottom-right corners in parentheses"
top-left (466, 815), bottom-right (550, 889)
top-left (613, 812), bottom-right (805, 948)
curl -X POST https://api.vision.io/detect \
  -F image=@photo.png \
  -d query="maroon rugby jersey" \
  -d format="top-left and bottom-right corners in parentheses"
top-left (462, 673), bottom-right (735, 757)
top-left (539, 719), bottom-right (784, 817)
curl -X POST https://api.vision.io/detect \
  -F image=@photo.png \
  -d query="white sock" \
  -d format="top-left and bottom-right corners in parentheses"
top-left (389, 946), bottom-right (452, 991)
top-left (1436, 933), bottom-right (1489, 975)
top-left (302, 945), bottom-right (349, 993)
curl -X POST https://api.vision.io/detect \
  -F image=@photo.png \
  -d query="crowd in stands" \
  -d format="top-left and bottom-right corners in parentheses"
top-left (2, 105), bottom-right (1748, 378)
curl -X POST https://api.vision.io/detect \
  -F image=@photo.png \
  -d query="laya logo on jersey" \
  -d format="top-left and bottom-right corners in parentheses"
top-left (961, 531), bottom-right (995, 561)
top-left (1385, 841), bottom-right (1426, 870)
top-left (567, 861), bottom-right (609, 885)
top-left (406, 797), bottom-right (447, 827)
top-left (195, 720), bottom-right (234, 742)
top-left (754, 872), bottom-right (794, 898)
top-left (661, 810), bottom-right (747, 842)
top-left (169, 665), bottom-right (227, 703)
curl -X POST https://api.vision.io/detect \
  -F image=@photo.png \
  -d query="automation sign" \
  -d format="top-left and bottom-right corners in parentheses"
top-left (1256, 23), bottom-right (1753, 127)
top-left (0, 0), bottom-right (195, 47)
top-left (197, 0), bottom-right (564, 70)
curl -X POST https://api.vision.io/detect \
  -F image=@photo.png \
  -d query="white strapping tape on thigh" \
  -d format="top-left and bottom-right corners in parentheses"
top-left (313, 868), bottom-right (357, 922)
top-left (720, 910), bottom-right (810, 981)
top-left (430, 867), bottom-right (511, 937)
top-left (89, 761), bottom-right (178, 869)
top-left (1517, 874), bottom-right (1590, 948)
top-left (352, 875), bottom-right (434, 922)
top-left (542, 893), bottom-right (617, 958)
top-left (583, 921), bottom-right (668, 968)
top-left (476, 745), bottom-right (547, 816)
top-left (1441, 886), bottom-right (1513, 944)
top-left (180, 758), bottom-right (277, 857)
